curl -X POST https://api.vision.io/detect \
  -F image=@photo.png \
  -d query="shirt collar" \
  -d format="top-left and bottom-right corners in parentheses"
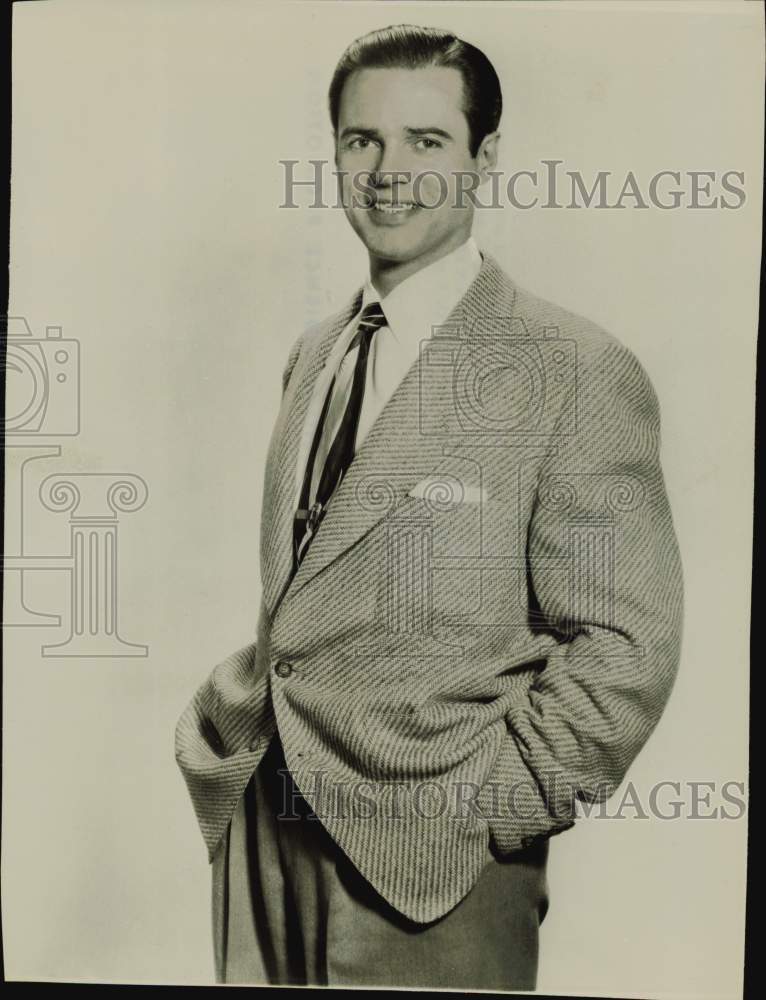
top-left (360, 237), bottom-right (483, 346)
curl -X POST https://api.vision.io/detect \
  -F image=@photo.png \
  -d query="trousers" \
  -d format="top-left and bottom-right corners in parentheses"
top-left (211, 730), bottom-right (550, 989)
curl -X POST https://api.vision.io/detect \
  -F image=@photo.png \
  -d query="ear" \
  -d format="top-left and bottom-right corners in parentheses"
top-left (475, 131), bottom-right (500, 184)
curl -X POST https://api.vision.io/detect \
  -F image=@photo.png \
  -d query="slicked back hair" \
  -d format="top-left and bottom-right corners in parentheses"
top-left (329, 25), bottom-right (502, 157)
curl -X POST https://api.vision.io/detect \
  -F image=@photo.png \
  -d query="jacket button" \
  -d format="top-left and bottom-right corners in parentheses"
top-left (274, 660), bottom-right (293, 678)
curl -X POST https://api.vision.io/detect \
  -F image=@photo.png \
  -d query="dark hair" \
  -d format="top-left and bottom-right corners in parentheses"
top-left (328, 25), bottom-right (502, 157)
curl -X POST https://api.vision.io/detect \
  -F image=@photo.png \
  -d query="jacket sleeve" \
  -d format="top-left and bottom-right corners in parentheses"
top-left (282, 335), bottom-right (303, 397)
top-left (499, 335), bottom-right (684, 841)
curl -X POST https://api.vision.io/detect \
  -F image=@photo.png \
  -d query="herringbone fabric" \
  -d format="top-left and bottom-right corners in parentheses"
top-left (175, 252), bottom-right (684, 924)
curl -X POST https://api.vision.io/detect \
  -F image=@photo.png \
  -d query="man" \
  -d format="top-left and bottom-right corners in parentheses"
top-left (175, 24), bottom-right (683, 990)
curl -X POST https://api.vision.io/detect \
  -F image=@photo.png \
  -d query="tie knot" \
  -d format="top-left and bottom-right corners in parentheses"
top-left (357, 302), bottom-right (387, 333)
top-left (343, 302), bottom-right (387, 356)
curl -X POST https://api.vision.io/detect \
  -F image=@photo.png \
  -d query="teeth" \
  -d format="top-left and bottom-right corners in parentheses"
top-left (373, 203), bottom-right (416, 213)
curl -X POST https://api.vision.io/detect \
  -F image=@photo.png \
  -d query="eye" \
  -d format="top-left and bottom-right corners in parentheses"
top-left (347, 136), bottom-right (375, 151)
top-left (414, 137), bottom-right (442, 150)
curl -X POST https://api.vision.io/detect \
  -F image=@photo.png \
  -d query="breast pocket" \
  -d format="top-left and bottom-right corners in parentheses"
top-left (380, 491), bottom-right (529, 635)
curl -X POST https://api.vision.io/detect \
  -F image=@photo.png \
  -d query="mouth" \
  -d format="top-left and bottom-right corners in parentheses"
top-left (365, 200), bottom-right (422, 227)
top-left (370, 201), bottom-right (419, 214)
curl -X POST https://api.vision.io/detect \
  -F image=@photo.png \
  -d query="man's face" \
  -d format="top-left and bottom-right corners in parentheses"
top-left (335, 65), bottom-right (489, 269)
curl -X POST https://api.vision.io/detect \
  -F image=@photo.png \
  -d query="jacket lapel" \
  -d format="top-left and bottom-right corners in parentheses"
top-left (260, 293), bottom-right (361, 616)
top-left (263, 252), bottom-right (518, 617)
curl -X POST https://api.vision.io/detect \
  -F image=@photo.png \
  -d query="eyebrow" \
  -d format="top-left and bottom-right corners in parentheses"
top-left (338, 125), bottom-right (454, 141)
top-left (404, 127), bottom-right (453, 141)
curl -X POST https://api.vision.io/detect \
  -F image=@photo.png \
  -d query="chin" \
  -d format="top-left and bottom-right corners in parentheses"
top-left (356, 226), bottom-right (430, 264)
top-left (368, 241), bottom-right (423, 265)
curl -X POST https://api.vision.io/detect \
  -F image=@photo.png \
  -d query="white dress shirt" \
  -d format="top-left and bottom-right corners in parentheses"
top-left (294, 237), bottom-right (483, 511)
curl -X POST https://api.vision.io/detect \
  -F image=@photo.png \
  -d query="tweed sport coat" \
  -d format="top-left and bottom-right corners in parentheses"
top-left (175, 251), bottom-right (684, 923)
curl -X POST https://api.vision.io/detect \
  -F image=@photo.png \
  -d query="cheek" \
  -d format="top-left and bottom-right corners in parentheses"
top-left (414, 156), bottom-right (473, 212)
top-left (337, 158), bottom-right (374, 192)
top-left (412, 170), bottom-right (451, 210)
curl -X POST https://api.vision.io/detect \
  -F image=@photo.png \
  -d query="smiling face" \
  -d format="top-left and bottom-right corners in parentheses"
top-left (334, 65), bottom-right (497, 291)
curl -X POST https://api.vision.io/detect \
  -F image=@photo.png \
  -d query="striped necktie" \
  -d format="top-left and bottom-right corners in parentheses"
top-left (293, 302), bottom-right (387, 569)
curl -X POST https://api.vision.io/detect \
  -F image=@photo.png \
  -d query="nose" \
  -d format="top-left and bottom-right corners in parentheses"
top-left (370, 142), bottom-right (409, 190)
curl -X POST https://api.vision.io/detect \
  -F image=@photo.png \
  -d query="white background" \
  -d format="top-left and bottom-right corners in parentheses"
top-left (5, 1), bottom-right (760, 995)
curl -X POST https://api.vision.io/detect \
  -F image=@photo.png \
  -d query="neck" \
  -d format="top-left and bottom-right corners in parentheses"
top-left (369, 230), bottom-right (473, 298)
